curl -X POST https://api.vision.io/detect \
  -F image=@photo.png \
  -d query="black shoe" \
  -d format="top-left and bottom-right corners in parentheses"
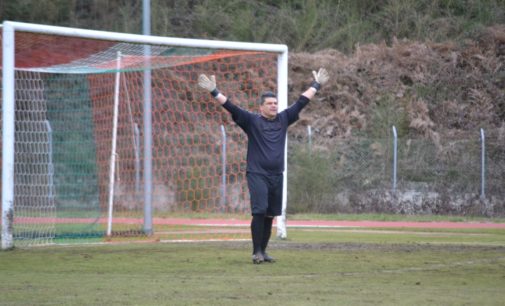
top-left (262, 252), bottom-right (276, 263)
top-left (252, 252), bottom-right (264, 264)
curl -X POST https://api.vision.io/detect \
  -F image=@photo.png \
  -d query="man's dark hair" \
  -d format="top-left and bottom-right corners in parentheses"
top-left (260, 91), bottom-right (277, 105)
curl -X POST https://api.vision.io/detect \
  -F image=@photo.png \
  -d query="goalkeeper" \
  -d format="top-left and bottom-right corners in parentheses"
top-left (198, 68), bottom-right (329, 264)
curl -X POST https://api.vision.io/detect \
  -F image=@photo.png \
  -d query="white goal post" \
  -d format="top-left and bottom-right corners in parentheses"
top-left (1, 21), bottom-right (289, 249)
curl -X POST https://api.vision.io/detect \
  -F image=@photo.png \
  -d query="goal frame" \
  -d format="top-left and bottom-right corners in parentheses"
top-left (1, 21), bottom-right (289, 249)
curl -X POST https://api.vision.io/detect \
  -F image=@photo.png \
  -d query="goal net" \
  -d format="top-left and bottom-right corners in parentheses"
top-left (1, 22), bottom-right (288, 248)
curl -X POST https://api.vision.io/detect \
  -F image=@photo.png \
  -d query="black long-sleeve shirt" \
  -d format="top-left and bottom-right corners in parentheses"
top-left (222, 95), bottom-right (310, 175)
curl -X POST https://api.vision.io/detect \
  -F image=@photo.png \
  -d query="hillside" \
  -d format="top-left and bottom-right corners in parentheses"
top-left (288, 25), bottom-right (505, 145)
top-left (285, 25), bottom-right (505, 216)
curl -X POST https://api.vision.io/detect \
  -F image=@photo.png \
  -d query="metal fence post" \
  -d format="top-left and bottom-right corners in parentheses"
top-left (134, 123), bottom-right (141, 201)
top-left (45, 121), bottom-right (55, 201)
top-left (221, 125), bottom-right (227, 208)
top-left (480, 128), bottom-right (486, 199)
top-left (392, 126), bottom-right (398, 192)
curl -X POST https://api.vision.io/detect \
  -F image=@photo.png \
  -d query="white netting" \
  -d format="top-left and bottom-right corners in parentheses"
top-left (1, 30), bottom-right (279, 246)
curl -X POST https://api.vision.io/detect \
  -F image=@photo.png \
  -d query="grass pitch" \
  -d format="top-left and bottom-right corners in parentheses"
top-left (1, 226), bottom-right (505, 305)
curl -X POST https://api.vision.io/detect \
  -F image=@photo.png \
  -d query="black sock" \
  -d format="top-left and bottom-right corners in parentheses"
top-left (261, 217), bottom-right (273, 253)
top-left (251, 214), bottom-right (265, 254)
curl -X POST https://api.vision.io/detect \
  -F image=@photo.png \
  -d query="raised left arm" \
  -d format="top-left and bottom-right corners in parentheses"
top-left (301, 68), bottom-right (329, 100)
top-left (198, 74), bottom-right (228, 104)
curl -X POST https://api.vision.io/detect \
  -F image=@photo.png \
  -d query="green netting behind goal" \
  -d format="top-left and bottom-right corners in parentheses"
top-left (45, 73), bottom-right (103, 240)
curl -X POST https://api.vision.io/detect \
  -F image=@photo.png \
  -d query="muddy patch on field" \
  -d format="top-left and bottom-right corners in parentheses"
top-left (214, 240), bottom-right (505, 253)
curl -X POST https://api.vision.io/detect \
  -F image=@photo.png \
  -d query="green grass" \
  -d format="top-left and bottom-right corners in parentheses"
top-left (289, 227), bottom-right (505, 246)
top-left (1, 227), bottom-right (505, 305)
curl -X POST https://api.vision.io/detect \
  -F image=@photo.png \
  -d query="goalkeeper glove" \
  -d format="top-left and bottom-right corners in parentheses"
top-left (310, 68), bottom-right (329, 91)
top-left (198, 74), bottom-right (220, 98)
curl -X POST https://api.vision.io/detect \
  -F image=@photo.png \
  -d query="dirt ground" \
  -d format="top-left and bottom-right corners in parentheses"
top-left (216, 238), bottom-right (505, 253)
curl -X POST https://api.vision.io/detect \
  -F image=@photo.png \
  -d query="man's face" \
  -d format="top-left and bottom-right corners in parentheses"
top-left (260, 97), bottom-right (278, 120)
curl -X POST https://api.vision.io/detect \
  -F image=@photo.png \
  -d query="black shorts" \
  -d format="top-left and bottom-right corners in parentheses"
top-left (246, 172), bottom-right (283, 216)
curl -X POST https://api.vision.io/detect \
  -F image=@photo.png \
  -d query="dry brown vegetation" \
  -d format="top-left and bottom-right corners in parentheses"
top-left (287, 25), bottom-right (505, 216)
top-left (288, 25), bottom-right (505, 143)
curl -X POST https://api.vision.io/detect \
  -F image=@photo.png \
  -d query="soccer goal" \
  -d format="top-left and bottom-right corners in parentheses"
top-left (1, 21), bottom-right (288, 249)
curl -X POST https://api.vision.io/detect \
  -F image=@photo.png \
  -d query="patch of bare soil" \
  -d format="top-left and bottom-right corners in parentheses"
top-left (211, 240), bottom-right (505, 253)
top-left (271, 242), bottom-right (505, 253)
